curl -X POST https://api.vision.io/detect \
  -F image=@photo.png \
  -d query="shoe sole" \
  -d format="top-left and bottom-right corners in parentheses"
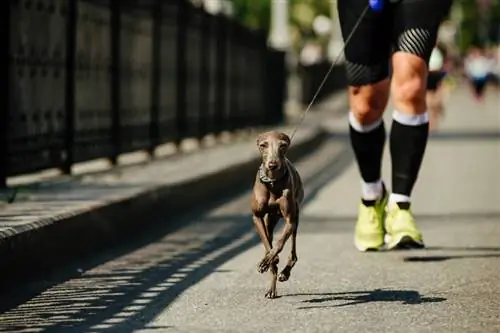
top-left (387, 235), bottom-right (425, 250)
top-left (354, 239), bottom-right (384, 252)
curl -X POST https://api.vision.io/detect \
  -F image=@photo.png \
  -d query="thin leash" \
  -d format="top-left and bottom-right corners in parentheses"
top-left (289, 5), bottom-right (369, 142)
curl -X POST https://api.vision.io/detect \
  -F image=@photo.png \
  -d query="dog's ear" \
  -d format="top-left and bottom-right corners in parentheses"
top-left (280, 132), bottom-right (291, 146)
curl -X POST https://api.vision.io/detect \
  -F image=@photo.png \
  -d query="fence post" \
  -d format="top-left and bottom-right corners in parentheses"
top-left (258, 31), bottom-right (268, 126)
top-left (198, 10), bottom-right (209, 141)
top-left (149, 0), bottom-right (161, 157)
top-left (62, 0), bottom-right (77, 174)
top-left (0, 2), bottom-right (10, 188)
top-left (110, 0), bottom-right (121, 165)
top-left (227, 20), bottom-right (236, 131)
top-left (265, 49), bottom-right (286, 125)
top-left (175, 0), bottom-right (187, 146)
top-left (214, 14), bottom-right (226, 136)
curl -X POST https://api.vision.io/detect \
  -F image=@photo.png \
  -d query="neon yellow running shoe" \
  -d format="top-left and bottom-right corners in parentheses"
top-left (385, 204), bottom-right (424, 250)
top-left (354, 193), bottom-right (388, 252)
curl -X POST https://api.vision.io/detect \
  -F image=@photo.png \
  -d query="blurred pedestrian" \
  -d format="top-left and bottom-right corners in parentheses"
top-left (464, 47), bottom-right (495, 102)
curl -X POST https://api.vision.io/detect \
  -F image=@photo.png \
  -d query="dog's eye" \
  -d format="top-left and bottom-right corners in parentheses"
top-left (259, 143), bottom-right (268, 149)
top-left (279, 144), bottom-right (288, 151)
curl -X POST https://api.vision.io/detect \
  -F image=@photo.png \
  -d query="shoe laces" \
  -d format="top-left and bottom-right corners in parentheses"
top-left (362, 206), bottom-right (379, 225)
top-left (388, 208), bottom-right (416, 229)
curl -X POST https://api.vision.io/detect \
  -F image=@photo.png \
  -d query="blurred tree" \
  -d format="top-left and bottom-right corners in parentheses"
top-left (230, 0), bottom-right (332, 52)
top-left (455, 0), bottom-right (500, 52)
top-left (230, 0), bottom-right (271, 31)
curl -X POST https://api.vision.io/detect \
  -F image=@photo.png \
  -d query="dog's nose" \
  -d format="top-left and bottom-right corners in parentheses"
top-left (267, 161), bottom-right (278, 170)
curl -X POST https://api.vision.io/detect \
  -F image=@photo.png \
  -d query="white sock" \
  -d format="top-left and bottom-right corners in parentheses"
top-left (361, 179), bottom-right (383, 201)
top-left (388, 193), bottom-right (411, 208)
top-left (349, 112), bottom-right (384, 133)
top-left (392, 110), bottom-right (429, 126)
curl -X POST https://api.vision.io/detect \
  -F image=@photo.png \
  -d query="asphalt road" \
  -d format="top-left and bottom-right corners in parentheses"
top-left (0, 85), bottom-right (499, 333)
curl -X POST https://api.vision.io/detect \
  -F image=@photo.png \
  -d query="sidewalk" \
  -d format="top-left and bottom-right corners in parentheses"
top-left (0, 91), bottom-right (347, 286)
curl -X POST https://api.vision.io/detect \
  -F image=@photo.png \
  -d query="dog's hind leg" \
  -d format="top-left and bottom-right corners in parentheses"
top-left (279, 209), bottom-right (299, 282)
top-left (264, 214), bottom-right (279, 299)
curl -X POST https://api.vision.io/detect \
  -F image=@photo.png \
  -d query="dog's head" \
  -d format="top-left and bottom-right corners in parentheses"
top-left (256, 131), bottom-right (291, 171)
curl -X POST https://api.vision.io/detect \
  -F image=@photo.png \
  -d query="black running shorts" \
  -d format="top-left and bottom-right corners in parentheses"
top-left (338, 0), bottom-right (453, 86)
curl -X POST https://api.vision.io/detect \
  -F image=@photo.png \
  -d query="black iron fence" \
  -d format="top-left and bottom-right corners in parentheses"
top-left (0, 0), bottom-right (286, 187)
top-left (299, 61), bottom-right (346, 106)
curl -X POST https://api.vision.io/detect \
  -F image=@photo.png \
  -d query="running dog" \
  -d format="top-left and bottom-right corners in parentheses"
top-left (251, 130), bottom-right (304, 299)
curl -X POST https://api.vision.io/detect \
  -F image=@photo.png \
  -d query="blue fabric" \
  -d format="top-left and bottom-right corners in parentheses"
top-left (369, 0), bottom-right (384, 11)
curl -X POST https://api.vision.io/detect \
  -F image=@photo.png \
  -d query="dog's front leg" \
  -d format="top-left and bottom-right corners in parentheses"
top-left (258, 196), bottom-right (295, 273)
top-left (264, 214), bottom-right (279, 299)
top-left (279, 206), bottom-right (299, 282)
top-left (259, 217), bottom-right (293, 273)
top-left (253, 214), bottom-right (272, 254)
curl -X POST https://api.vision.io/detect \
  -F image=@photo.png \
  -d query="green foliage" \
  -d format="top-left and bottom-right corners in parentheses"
top-left (230, 0), bottom-right (271, 31)
top-left (454, 0), bottom-right (500, 52)
top-left (230, 0), bottom-right (332, 50)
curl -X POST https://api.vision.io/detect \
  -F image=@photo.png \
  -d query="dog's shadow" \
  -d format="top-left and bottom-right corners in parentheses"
top-left (285, 289), bottom-right (446, 309)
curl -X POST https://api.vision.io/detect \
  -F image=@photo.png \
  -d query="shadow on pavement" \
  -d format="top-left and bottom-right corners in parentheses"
top-left (426, 246), bottom-right (500, 252)
top-left (404, 253), bottom-right (500, 262)
top-left (403, 245), bottom-right (500, 262)
top-left (0, 142), bottom-right (354, 332)
top-left (284, 289), bottom-right (446, 309)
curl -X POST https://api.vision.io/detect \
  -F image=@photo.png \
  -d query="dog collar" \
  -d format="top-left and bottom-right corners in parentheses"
top-left (259, 164), bottom-right (288, 187)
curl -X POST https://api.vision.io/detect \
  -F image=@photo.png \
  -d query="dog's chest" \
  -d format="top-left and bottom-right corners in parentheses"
top-left (266, 188), bottom-right (289, 213)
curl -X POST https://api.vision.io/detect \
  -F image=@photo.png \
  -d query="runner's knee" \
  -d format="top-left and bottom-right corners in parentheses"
top-left (392, 53), bottom-right (427, 114)
top-left (349, 79), bottom-right (390, 125)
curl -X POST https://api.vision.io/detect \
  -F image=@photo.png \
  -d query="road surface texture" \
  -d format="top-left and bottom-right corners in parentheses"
top-left (0, 86), bottom-right (498, 333)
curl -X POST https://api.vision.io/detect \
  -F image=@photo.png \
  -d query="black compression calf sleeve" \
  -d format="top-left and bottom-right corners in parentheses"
top-left (349, 117), bottom-right (386, 183)
top-left (390, 113), bottom-right (429, 197)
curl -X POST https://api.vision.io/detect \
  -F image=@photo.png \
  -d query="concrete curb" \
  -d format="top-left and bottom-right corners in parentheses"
top-left (0, 127), bottom-right (329, 287)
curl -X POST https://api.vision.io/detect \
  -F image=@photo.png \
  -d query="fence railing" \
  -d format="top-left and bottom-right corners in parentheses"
top-left (299, 61), bottom-right (346, 107)
top-left (0, 0), bottom-right (286, 187)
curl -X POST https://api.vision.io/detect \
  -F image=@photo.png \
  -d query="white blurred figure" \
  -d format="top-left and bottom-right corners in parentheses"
top-left (464, 47), bottom-right (495, 102)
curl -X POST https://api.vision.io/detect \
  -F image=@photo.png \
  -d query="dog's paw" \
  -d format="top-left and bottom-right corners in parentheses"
top-left (257, 260), bottom-right (270, 273)
top-left (258, 252), bottom-right (276, 273)
top-left (278, 266), bottom-right (291, 282)
top-left (265, 288), bottom-right (278, 299)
